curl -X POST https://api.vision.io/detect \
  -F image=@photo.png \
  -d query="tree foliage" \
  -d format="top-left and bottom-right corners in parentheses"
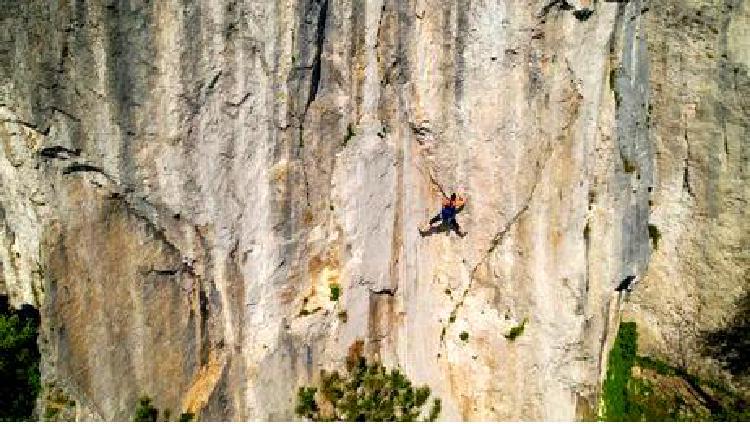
top-left (133, 395), bottom-right (194, 422)
top-left (295, 355), bottom-right (440, 421)
top-left (134, 396), bottom-right (159, 421)
top-left (0, 298), bottom-right (41, 421)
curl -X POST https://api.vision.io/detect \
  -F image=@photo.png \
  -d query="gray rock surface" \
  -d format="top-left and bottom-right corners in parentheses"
top-left (0, 0), bottom-right (746, 420)
top-left (624, 0), bottom-right (750, 399)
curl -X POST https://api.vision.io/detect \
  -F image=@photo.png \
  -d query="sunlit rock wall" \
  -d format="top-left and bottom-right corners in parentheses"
top-left (1, 0), bottom-right (744, 420)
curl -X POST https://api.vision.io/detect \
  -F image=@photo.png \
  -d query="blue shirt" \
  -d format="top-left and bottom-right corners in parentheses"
top-left (441, 206), bottom-right (457, 220)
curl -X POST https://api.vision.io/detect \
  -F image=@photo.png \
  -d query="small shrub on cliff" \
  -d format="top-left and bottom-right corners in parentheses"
top-left (295, 354), bottom-right (440, 421)
top-left (506, 319), bottom-right (527, 341)
top-left (178, 412), bottom-right (195, 421)
top-left (134, 396), bottom-right (158, 421)
top-left (133, 395), bottom-right (194, 422)
top-left (329, 283), bottom-right (341, 302)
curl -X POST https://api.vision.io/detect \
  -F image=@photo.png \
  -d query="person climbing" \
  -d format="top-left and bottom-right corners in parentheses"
top-left (420, 192), bottom-right (467, 237)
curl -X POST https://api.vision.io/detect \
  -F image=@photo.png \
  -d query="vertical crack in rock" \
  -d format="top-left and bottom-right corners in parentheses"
top-left (446, 134), bottom-right (572, 339)
top-left (305, 0), bottom-right (328, 112)
top-left (426, 168), bottom-right (448, 198)
top-left (410, 125), bottom-right (448, 197)
top-left (441, 59), bottom-right (583, 342)
top-left (298, 0), bottom-right (329, 208)
top-left (440, 150), bottom-right (551, 342)
top-left (683, 128), bottom-right (695, 197)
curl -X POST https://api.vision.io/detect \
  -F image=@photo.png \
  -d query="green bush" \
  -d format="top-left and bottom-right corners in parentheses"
top-left (330, 284), bottom-right (341, 302)
top-left (459, 331), bottom-right (469, 342)
top-left (506, 319), bottom-right (527, 341)
top-left (133, 395), bottom-right (194, 422)
top-left (134, 396), bottom-right (159, 421)
top-left (295, 356), bottom-right (440, 421)
top-left (178, 412), bottom-right (195, 421)
top-left (0, 300), bottom-right (41, 421)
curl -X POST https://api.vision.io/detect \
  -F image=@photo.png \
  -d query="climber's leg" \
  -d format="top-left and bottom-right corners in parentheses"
top-left (429, 213), bottom-right (442, 225)
top-left (450, 218), bottom-right (466, 236)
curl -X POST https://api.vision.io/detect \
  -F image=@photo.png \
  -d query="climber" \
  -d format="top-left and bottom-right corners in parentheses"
top-left (420, 193), bottom-right (467, 237)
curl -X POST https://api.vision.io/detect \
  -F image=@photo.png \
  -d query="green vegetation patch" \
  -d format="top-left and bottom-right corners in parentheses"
top-left (573, 8), bottom-right (594, 21)
top-left (506, 319), bottom-right (527, 341)
top-left (134, 396), bottom-right (159, 421)
top-left (459, 331), bottom-right (469, 342)
top-left (0, 299), bottom-right (41, 421)
top-left (600, 322), bottom-right (638, 421)
top-left (599, 321), bottom-right (750, 421)
top-left (179, 412), bottom-right (195, 421)
top-left (133, 395), bottom-right (194, 422)
top-left (329, 283), bottom-right (341, 302)
top-left (295, 353), bottom-right (440, 421)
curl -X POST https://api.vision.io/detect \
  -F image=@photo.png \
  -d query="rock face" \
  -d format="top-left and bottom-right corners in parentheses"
top-left (0, 0), bottom-right (746, 420)
top-left (624, 0), bottom-right (750, 398)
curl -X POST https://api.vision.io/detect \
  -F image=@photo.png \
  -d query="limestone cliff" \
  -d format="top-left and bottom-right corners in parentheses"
top-left (0, 0), bottom-right (746, 420)
top-left (624, 0), bottom-right (750, 399)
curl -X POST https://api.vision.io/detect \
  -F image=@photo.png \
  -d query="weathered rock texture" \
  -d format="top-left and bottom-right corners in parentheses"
top-left (624, 0), bottom-right (750, 399)
top-left (0, 0), bottom-right (746, 420)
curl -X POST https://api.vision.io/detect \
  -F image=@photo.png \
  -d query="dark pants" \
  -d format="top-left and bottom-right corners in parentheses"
top-left (429, 213), bottom-right (461, 233)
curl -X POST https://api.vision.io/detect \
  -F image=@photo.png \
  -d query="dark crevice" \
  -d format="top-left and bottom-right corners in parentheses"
top-left (682, 376), bottom-right (724, 415)
top-left (683, 159), bottom-right (694, 197)
top-left (615, 275), bottom-right (637, 292)
top-left (1, 118), bottom-right (51, 136)
top-left (207, 71), bottom-right (222, 91)
top-left (48, 106), bottom-right (80, 123)
top-left (298, 128), bottom-right (312, 207)
top-left (539, 0), bottom-right (574, 18)
top-left (199, 289), bottom-right (210, 365)
top-left (306, 0), bottom-right (329, 111)
top-left (370, 288), bottom-right (397, 297)
top-left (682, 99), bottom-right (695, 198)
top-left (62, 163), bottom-right (107, 176)
top-left (39, 146), bottom-right (81, 159)
top-left (148, 269), bottom-right (179, 277)
top-left (723, 129), bottom-right (729, 157)
top-left (225, 92), bottom-right (252, 108)
top-left (297, 0), bottom-right (329, 209)
top-left (427, 169), bottom-right (447, 198)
